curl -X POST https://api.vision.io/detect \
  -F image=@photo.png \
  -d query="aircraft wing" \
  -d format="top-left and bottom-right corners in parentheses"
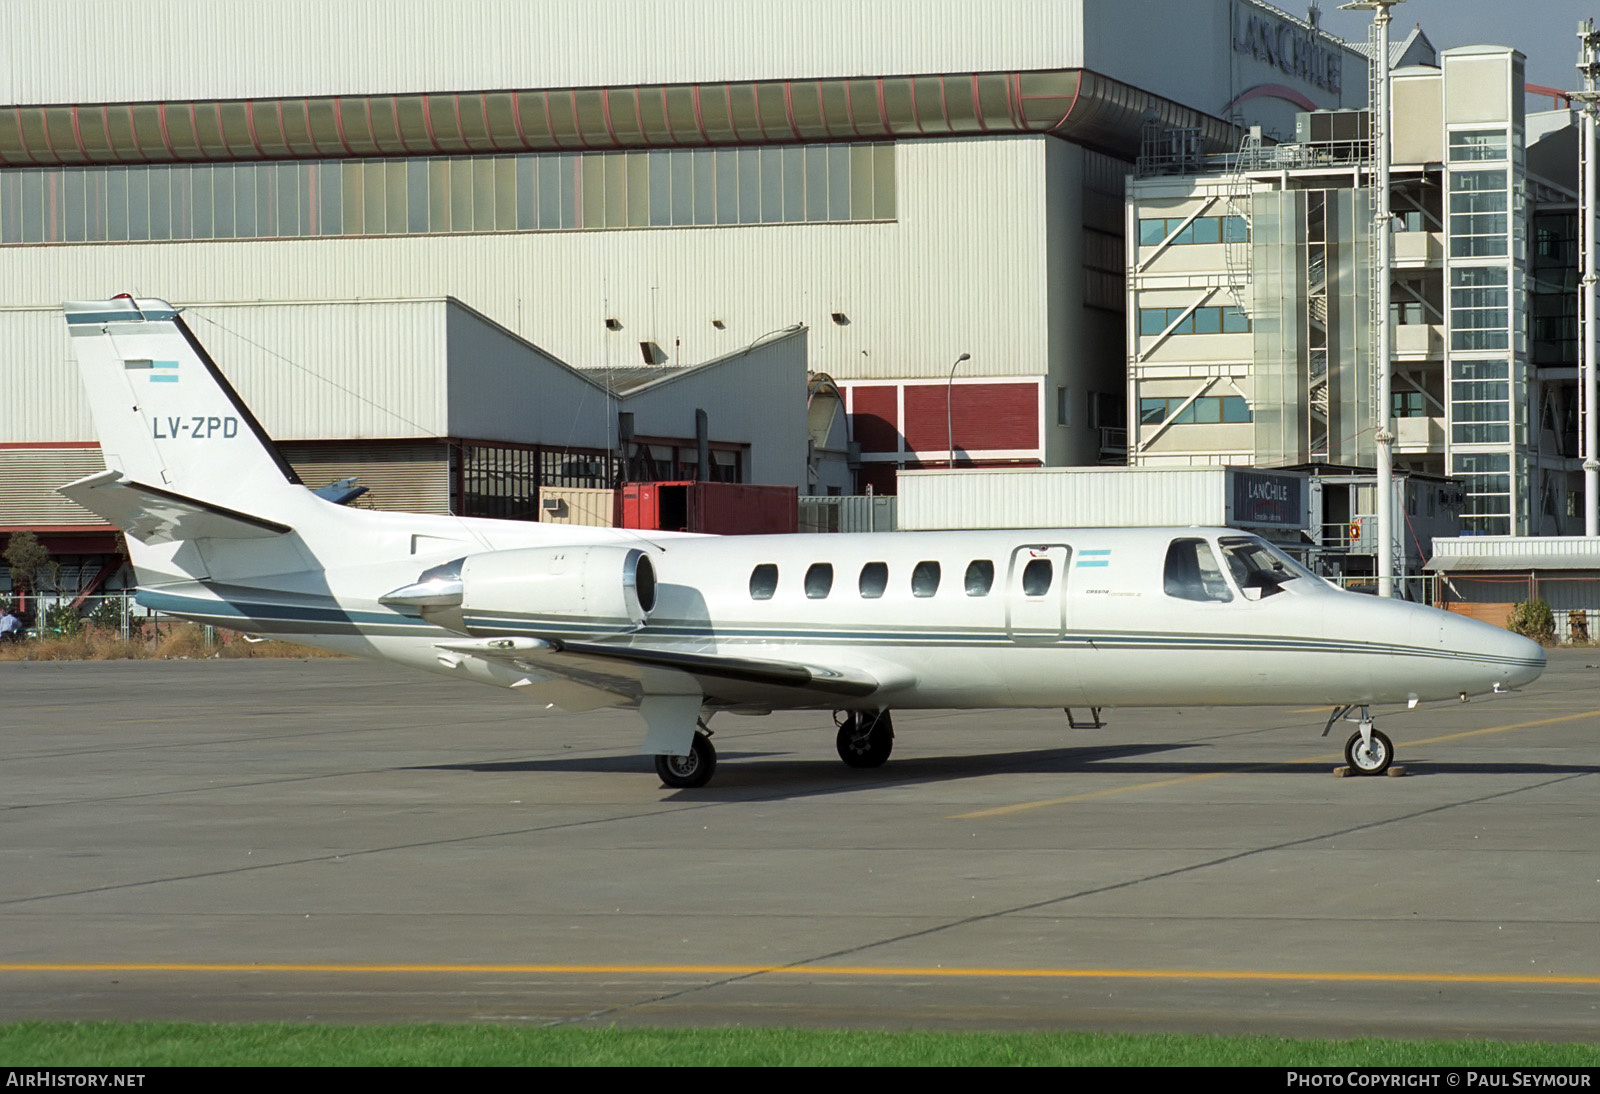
top-left (59, 469), bottom-right (290, 544)
top-left (435, 635), bottom-right (889, 707)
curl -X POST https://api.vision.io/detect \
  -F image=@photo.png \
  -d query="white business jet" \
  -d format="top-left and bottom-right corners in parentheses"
top-left (57, 297), bottom-right (1545, 787)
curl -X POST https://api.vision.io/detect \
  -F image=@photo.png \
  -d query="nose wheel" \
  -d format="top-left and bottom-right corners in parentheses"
top-left (1343, 727), bottom-right (1394, 775)
top-left (1325, 705), bottom-right (1397, 776)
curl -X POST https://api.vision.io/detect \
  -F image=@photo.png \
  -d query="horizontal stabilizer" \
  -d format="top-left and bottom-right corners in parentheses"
top-left (58, 469), bottom-right (292, 544)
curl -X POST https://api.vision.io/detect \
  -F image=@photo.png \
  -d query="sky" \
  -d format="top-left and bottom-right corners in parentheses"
top-left (1310, 0), bottom-right (1593, 102)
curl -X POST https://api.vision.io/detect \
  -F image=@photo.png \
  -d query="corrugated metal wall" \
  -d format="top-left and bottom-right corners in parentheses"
top-left (0, 447), bottom-right (109, 526)
top-left (0, 139), bottom-right (1053, 392)
top-left (616, 331), bottom-right (809, 487)
top-left (183, 301), bottom-right (451, 440)
top-left (897, 467), bottom-right (1229, 530)
top-left (281, 442), bottom-right (451, 515)
top-left (3, 0), bottom-right (1085, 104)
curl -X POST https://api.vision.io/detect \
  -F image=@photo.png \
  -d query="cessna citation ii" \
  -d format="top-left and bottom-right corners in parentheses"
top-left (57, 297), bottom-right (1546, 788)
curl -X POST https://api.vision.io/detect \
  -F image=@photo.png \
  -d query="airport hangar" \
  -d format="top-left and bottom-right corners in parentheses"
top-left (0, 0), bottom-right (1369, 593)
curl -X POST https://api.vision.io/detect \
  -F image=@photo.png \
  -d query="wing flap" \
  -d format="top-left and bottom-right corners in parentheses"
top-left (59, 469), bottom-right (291, 544)
top-left (435, 635), bottom-right (887, 700)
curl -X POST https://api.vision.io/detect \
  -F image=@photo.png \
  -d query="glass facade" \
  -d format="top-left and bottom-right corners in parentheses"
top-left (1451, 451), bottom-right (1511, 536)
top-left (0, 143), bottom-right (895, 244)
top-left (1449, 266), bottom-right (1509, 351)
top-left (1448, 169), bottom-right (1508, 258)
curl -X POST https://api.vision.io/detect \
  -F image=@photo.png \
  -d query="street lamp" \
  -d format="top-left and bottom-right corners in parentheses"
top-left (946, 352), bottom-right (971, 469)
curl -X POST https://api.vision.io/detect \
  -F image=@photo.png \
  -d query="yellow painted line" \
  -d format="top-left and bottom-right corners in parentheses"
top-left (2, 963), bottom-right (1597, 987)
top-left (951, 708), bottom-right (1600, 820)
top-left (1404, 710), bottom-right (1600, 748)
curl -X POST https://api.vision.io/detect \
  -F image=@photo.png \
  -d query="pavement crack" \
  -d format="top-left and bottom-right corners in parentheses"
top-left (547, 769), bottom-right (1597, 1024)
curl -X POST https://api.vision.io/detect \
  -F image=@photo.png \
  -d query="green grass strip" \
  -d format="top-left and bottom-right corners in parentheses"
top-left (2, 1023), bottom-right (1598, 1067)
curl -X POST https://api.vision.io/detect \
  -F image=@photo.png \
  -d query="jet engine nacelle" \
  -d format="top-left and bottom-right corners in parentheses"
top-left (460, 544), bottom-right (657, 634)
top-left (381, 545), bottom-right (657, 636)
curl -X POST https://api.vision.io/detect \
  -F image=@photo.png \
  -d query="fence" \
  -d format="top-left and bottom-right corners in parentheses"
top-left (0, 590), bottom-right (219, 647)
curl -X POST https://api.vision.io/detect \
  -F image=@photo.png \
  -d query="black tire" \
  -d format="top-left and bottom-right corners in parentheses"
top-left (1344, 728), bottom-right (1393, 776)
top-left (655, 733), bottom-right (717, 788)
top-left (836, 712), bottom-right (894, 768)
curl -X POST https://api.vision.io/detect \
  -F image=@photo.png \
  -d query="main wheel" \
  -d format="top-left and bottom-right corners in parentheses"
top-left (1344, 728), bottom-right (1393, 776)
top-left (836, 712), bottom-right (893, 768)
top-left (655, 732), bottom-right (717, 788)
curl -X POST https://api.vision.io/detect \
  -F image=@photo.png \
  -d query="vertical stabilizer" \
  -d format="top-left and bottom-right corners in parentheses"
top-left (63, 296), bottom-right (303, 515)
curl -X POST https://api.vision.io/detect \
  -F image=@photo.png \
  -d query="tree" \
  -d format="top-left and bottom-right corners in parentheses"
top-left (4, 530), bottom-right (53, 595)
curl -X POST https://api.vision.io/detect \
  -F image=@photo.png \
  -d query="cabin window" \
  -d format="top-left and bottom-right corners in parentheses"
top-left (805, 563), bottom-right (834, 599)
top-left (858, 562), bottom-right (888, 598)
top-left (1163, 538), bottom-right (1232, 603)
top-left (1021, 558), bottom-right (1053, 597)
top-left (964, 560), bottom-right (995, 596)
top-left (911, 561), bottom-right (941, 598)
top-left (749, 563), bottom-right (779, 600)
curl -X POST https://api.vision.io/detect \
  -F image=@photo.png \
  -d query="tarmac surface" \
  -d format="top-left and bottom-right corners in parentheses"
top-left (2, 651), bottom-right (1597, 1038)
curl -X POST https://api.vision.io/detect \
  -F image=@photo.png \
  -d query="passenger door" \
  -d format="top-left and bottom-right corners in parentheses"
top-left (1005, 544), bottom-right (1071, 644)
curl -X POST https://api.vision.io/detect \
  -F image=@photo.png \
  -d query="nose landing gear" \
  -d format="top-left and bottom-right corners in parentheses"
top-left (1324, 705), bottom-right (1395, 776)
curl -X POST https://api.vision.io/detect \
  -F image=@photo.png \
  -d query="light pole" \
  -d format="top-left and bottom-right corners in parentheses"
top-left (945, 352), bottom-right (971, 468)
top-left (1341, 0), bottom-right (1402, 595)
top-left (1579, 20), bottom-right (1600, 537)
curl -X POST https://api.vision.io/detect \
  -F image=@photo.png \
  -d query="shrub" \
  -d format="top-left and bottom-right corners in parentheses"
top-left (1506, 599), bottom-right (1556, 643)
top-left (42, 602), bottom-right (84, 637)
top-left (85, 597), bottom-right (130, 633)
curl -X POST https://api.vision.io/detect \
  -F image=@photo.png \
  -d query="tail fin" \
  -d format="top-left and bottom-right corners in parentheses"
top-left (63, 296), bottom-right (303, 518)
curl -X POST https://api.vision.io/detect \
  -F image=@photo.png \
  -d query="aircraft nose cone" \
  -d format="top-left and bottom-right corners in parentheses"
top-left (1440, 611), bottom-right (1546, 692)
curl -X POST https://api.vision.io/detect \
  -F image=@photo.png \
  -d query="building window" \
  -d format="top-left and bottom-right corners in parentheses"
top-left (458, 443), bottom-right (540, 520)
top-left (1137, 215), bottom-right (1248, 247)
top-left (1138, 306), bottom-right (1251, 336)
top-left (0, 143), bottom-right (897, 245)
top-left (1450, 360), bottom-right (1510, 445)
top-left (1448, 170), bottom-right (1508, 258)
top-left (1448, 129), bottom-right (1508, 163)
top-left (1452, 452), bottom-right (1511, 537)
top-left (1392, 390), bottom-right (1427, 418)
top-left (1138, 395), bottom-right (1252, 426)
top-left (1450, 266), bottom-right (1509, 351)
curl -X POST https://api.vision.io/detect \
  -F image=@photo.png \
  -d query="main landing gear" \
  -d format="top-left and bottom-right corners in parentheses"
top-left (655, 726), bottom-right (717, 789)
top-left (1323, 705), bottom-right (1395, 776)
top-left (835, 710), bottom-right (894, 768)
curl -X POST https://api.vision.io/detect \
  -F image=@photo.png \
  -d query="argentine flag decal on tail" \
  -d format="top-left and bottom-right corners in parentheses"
top-left (124, 358), bottom-right (180, 382)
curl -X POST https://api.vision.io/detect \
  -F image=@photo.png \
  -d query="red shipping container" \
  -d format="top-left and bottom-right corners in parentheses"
top-left (617, 482), bottom-right (797, 535)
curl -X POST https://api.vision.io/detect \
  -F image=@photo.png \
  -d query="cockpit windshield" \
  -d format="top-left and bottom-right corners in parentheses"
top-left (1217, 536), bottom-right (1321, 598)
